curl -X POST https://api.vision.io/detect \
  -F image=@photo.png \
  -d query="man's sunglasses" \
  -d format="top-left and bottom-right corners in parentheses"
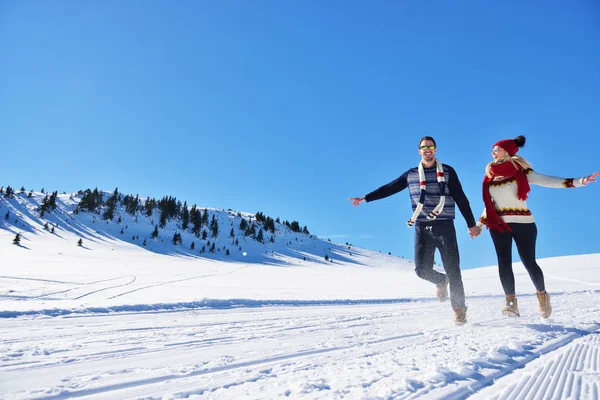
top-left (419, 145), bottom-right (436, 150)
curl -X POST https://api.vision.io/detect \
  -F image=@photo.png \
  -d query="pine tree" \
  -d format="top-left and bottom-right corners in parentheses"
top-left (325, 254), bottom-right (329, 261)
top-left (28, 190), bottom-right (33, 198)
top-left (210, 215), bottom-right (219, 238)
top-left (51, 226), bottom-right (55, 234)
top-left (182, 201), bottom-right (189, 231)
top-left (13, 233), bottom-right (21, 245)
top-left (190, 241), bottom-right (195, 251)
top-left (44, 222), bottom-right (49, 230)
top-left (172, 232), bottom-right (182, 245)
top-left (143, 239), bottom-right (147, 246)
top-left (229, 227), bottom-right (235, 239)
top-left (151, 225), bottom-right (159, 239)
top-left (20, 186), bottom-right (25, 193)
top-left (77, 238), bottom-right (83, 247)
top-left (202, 229), bottom-right (208, 240)
top-left (202, 208), bottom-right (209, 226)
top-left (159, 208), bottom-right (168, 229)
top-left (103, 188), bottom-right (119, 220)
top-left (5, 211), bottom-right (9, 220)
top-left (257, 228), bottom-right (264, 244)
top-left (225, 249), bottom-right (230, 256)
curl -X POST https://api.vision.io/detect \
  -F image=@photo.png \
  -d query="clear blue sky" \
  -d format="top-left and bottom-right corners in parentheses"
top-left (2, 1), bottom-right (599, 270)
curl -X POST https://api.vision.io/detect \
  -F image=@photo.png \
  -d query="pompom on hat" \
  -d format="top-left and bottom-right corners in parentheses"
top-left (493, 135), bottom-right (526, 157)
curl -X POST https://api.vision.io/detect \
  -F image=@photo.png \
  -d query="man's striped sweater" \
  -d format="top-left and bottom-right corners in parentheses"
top-left (365, 163), bottom-right (476, 227)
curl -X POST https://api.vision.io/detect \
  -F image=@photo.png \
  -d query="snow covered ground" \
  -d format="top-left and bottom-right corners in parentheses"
top-left (1, 191), bottom-right (600, 399)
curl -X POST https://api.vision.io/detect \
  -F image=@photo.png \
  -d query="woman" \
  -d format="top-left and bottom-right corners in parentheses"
top-left (474, 135), bottom-right (599, 318)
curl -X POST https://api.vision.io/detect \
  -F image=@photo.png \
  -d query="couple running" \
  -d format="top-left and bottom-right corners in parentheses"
top-left (349, 136), bottom-right (599, 325)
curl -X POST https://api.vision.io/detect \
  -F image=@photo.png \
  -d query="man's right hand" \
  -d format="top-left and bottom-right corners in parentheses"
top-left (349, 197), bottom-right (365, 207)
top-left (468, 226), bottom-right (481, 239)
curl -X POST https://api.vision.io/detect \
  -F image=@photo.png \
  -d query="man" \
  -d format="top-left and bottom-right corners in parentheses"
top-left (349, 136), bottom-right (479, 325)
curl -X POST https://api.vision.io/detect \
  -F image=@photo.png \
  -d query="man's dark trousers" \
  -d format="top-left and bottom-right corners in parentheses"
top-left (414, 219), bottom-right (466, 308)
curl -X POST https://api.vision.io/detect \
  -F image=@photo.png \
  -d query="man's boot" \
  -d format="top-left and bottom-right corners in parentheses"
top-left (502, 294), bottom-right (520, 317)
top-left (436, 276), bottom-right (449, 302)
top-left (453, 306), bottom-right (467, 326)
top-left (537, 290), bottom-right (552, 318)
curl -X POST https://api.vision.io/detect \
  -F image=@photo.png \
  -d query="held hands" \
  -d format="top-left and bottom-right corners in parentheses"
top-left (468, 226), bottom-right (481, 239)
top-left (583, 172), bottom-right (600, 185)
top-left (348, 197), bottom-right (366, 207)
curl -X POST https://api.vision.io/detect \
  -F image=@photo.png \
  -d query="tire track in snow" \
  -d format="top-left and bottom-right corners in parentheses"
top-left (107, 273), bottom-right (218, 299)
top-left (72, 275), bottom-right (137, 300)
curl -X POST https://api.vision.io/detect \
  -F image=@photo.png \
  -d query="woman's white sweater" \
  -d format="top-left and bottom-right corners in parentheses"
top-left (478, 169), bottom-right (585, 227)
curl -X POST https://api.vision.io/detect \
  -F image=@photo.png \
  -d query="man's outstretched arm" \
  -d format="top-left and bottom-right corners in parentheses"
top-left (349, 171), bottom-right (410, 206)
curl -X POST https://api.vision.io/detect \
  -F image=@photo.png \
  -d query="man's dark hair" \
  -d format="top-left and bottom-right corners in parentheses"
top-left (418, 136), bottom-right (437, 147)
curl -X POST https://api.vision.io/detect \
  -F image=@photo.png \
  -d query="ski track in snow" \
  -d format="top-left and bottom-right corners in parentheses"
top-left (2, 293), bottom-right (600, 399)
top-left (470, 330), bottom-right (600, 400)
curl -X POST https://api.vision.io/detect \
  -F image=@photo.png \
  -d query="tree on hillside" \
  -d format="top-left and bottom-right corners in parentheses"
top-left (264, 217), bottom-right (275, 233)
top-left (5, 211), bottom-right (9, 220)
top-left (290, 221), bottom-right (301, 233)
top-left (182, 201), bottom-right (189, 231)
top-left (77, 238), bottom-right (83, 247)
top-left (77, 188), bottom-right (104, 213)
top-left (124, 194), bottom-right (140, 216)
top-left (151, 225), bottom-right (159, 239)
top-left (159, 208), bottom-right (168, 229)
top-left (202, 229), bottom-right (208, 240)
top-left (257, 228), bottom-right (264, 244)
top-left (28, 190), bottom-right (33, 197)
top-left (4, 186), bottom-right (15, 198)
top-left (144, 197), bottom-right (155, 217)
top-left (229, 228), bottom-right (235, 239)
top-left (13, 233), bottom-right (21, 245)
top-left (190, 241), bottom-right (195, 251)
top-left (172, 232), bottom-right (182, 245)
top-left (210, 215), bottom-right (219, 238)
top-left (190, 205), bottom-right (202, 237)
top-left (48, 191), bottom-right (58, 210)
top-left (20, 186), bottom-right (25, 193)
top-left (239, 218), bottom-right (248, 231)
top-left (44, 222), bottom-right (49, 230)
top-left (202, 208), bottom-right (209, 226)
top-left (103, 188), bottom-right (119, 220)
top-left (51, 226), bottom-right (55, 234)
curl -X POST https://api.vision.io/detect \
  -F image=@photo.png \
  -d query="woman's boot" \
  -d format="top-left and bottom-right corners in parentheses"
top-left (502, 294), bottom-right (520, 317)
top-left (536, 290), bottom-right (552, 318)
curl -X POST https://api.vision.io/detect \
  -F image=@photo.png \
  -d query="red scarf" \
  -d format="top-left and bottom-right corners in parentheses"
top-left (482, 161), bottom-right (530, 232)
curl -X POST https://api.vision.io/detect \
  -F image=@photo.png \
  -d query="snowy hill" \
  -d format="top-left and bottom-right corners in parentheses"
top-left (0, 186), bottom-right (350, 265)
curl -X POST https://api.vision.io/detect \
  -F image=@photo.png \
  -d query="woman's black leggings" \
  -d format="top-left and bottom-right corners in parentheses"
top-left (489, 222), bottom-right (545, 294)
